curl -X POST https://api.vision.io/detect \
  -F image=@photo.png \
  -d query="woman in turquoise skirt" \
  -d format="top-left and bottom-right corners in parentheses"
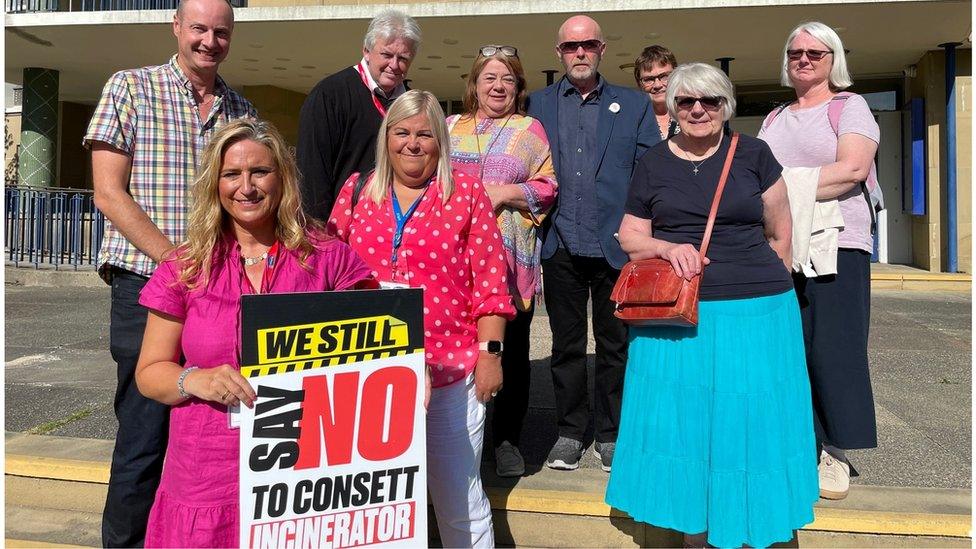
top-left (606, 63), bottom-right (818, 548)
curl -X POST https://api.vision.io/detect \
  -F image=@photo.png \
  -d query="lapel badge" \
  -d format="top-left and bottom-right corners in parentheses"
top-left (609, 102), bottom-right (621, 113)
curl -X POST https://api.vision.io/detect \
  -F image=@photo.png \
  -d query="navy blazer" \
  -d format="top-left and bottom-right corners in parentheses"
top-left (526, 76), bottom-right (660, 269)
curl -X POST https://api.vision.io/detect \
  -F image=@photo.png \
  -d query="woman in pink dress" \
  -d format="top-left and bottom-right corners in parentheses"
top-left (135, 119), bottom-right (373, 548)
top-left (329, 89), bottom-right (515, 548)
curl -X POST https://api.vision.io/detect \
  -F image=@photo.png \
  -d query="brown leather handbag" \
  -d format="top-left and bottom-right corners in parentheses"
top-left (610, 133), bottom-right (740, 327)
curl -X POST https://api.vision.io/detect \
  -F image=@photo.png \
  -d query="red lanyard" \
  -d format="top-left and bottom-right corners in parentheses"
top-left (356, 63), bottom-right (388, 118)
top-left (259, 240), bottom-right (281, 294)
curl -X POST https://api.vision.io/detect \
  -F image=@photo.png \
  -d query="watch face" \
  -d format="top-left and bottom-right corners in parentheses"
top-left (486, 341), bottom-right (502, 353)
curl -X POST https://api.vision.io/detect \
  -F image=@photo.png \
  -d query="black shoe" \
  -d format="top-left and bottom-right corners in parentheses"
top-left (545, 436), bottom-right (583, 470)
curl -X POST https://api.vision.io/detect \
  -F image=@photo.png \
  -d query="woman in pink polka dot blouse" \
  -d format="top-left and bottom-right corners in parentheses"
top-left (328, 89), bottom-right (516, 548)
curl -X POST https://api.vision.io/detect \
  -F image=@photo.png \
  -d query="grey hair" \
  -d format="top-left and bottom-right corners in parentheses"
top-left (781, 21), bottom-right (852, 90)
top-left (666, 62), bottom-right (737, 122)
top-left (367, 90), bottom-right (453, 205)
top-left (363, 9), bottom-right (421, 53)
top-left (175, 0), bottom-right (235, 21)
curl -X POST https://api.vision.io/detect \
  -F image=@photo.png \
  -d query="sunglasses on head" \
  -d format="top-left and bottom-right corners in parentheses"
top-left (787, 48), bottom-right (833, 61)
top-left (557, 39), bottom-right (604, 54)
top-left (675, 96), bottom-right (725, 111)
top-left (479, 45), bottom-right (518, 58)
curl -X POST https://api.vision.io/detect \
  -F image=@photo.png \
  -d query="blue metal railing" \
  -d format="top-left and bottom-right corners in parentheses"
top-left (5, 186), bottom-right (105, 270)
top-left (6, 0), bottom-right (244, 12)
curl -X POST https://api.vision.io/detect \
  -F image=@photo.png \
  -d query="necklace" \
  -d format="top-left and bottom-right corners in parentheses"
top-left (686, 156), bottom-right (708, 175)
top-left (241, 252), bottom-right (268, 266)
top-left (656, 113), bottom-right (672, 140)
top-left (475, 114), bottom-right (513, 181)
top-left (678, 136), bottom-right (721, 175)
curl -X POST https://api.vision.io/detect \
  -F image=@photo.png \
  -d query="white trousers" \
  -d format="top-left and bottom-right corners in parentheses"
top-left (426, 374), bottom-right (494, 548)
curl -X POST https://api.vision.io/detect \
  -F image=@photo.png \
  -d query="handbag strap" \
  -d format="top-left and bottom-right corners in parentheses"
top-left (699, 132), bottom-right (739, 259)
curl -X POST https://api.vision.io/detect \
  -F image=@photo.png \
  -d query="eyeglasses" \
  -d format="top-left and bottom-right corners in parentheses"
top-left (639, 72), bottom-right (671, 85)
top-left (786, 48), bottom-right (833, 61)
top-left (557, 39), bottom-right (604, 54)
top-left (479, 45), bottom-right (518, 58)
top-left (675, 96), bottom-right (725, 111)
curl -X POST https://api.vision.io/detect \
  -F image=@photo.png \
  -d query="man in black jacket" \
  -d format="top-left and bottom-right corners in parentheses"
top-left (297, 9), bottom-right (421, 220)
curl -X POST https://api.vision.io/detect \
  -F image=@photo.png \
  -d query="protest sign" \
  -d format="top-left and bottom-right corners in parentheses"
top-left (238, 289), bottom-right (427, 549)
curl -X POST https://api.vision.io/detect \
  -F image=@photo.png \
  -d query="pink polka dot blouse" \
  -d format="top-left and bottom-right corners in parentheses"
top-left (328, 169), bottom-right (516, 388)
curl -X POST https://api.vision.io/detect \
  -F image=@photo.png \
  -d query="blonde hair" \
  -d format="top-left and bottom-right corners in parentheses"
top-left (177, 118), bottom-right (318, 288)
top-left (366, 89), bottom-right (454, 205)
top-left (781, 21), bottom-right (852, 90)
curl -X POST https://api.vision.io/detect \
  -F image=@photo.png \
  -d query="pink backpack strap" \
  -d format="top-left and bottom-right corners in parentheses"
top-left (826, 92), bottom-right (878, 190)
top-left (761, 102), bottom-right (793, 132)
top-left (826, 91), bottom-right (855, 135)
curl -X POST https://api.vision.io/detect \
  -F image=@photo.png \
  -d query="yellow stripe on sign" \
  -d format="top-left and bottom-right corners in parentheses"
top-left (256, 315), bottom-right (410, 363)
top-left (241, 348), bottom-right (425, 378)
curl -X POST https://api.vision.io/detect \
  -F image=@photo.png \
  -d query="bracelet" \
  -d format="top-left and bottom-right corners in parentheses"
top-left (177, 366), bottom-right (199, 399)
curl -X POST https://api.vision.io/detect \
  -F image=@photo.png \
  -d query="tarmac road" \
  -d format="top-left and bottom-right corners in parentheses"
top-left (4, 280), bottom-right (971, 488)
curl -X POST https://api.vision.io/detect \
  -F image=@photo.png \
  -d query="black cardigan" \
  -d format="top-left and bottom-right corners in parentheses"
top-left (296, 66), bottom-right (394, 221)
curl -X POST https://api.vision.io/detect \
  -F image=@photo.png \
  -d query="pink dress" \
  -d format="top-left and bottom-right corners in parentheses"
top-left (328, 170), bottom-right (516, 388)
top-left (138, 231), bottom-right (371, 548)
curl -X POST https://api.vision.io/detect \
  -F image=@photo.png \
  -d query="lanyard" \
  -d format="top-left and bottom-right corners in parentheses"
top-left (390, 185), bottom-right (428, 263)
top-left (356, 63), bottom-right (388, 118)
top-left (475, 115), bottom-right (513, 183)
top-left (259, 240), bottom-right (281, 294)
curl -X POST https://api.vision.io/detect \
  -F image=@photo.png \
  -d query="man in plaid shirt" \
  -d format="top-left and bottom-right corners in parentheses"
top-left (84, 0), bottom-right (255, 545)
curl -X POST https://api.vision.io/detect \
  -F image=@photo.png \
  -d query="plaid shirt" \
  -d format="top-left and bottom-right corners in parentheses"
top-left (84, 54), bottom-right (256, 277)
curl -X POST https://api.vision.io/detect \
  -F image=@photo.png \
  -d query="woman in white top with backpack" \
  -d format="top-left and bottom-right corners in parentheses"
top-left (759, 21), bottom-right (880, 502)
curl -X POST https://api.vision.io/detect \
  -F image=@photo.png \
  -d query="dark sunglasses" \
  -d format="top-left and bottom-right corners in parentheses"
top-left (675, 96), bottom-right (725, 111)
top-left (557, 39), bottom-right (604, 54)
top-left (479, 45), bottom-right (518, 58)
top-left (787, 48), bottom-right (833, 61)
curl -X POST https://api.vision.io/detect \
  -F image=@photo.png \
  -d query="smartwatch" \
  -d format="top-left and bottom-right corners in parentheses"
top-left (478, 340), bottom-right (504, 356)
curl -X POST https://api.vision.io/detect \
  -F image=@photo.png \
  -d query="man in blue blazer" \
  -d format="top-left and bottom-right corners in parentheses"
top-left (527, 14), bottom-right (659, 473)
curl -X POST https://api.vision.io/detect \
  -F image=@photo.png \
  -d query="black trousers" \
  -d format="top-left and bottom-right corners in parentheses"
top-left (491, 307), bottom-right (534, 447)
top-left (794, 249), bottom-right (878, 454)
top-left (102, 269), bottom-right (170, 548)
top-left (542, 248), bottom-right (628, 443)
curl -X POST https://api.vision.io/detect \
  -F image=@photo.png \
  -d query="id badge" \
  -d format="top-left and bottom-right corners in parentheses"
top-left (380, 266), bottom-right (411, 289)
top-left (228, 405), bottom-right (240, 429)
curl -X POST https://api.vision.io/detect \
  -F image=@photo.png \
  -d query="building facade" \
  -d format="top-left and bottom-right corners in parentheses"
top-left (4, 0), bottom-right (972, 272)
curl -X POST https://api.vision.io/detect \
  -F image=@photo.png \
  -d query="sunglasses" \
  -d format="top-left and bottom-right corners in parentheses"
top-left (639, 72), bottom-right (671, 85)
top-left (675, 96), bottom-right (725, 111)
top-left (787, 48), bottom-right (833, 61)
top-left (557, 39), bottom-right (604, 54)
top-left (479, 45), bottom-right (518, 58)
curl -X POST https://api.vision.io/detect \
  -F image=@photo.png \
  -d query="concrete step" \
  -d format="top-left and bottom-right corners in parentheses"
top-left (5, 475), bottom-right (106, 548)
top-left (5, 432), bottom-right (972, 547)
top-left (5, 504), bottom-right (102, 548)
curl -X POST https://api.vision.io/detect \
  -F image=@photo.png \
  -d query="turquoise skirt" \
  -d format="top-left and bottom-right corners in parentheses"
top-left (605, 290), bottom-right (818, 548)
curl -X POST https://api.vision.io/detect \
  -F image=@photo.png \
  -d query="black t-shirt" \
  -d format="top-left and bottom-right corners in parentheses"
top-left (625, 134), bottom-right (793, 300)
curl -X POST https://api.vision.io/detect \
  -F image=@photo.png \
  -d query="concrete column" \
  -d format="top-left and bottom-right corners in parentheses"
top-left (18, 67), bottom-right (59, 187)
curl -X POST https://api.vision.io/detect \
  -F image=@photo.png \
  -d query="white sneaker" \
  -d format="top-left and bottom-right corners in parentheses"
top-left (818, 449), bottom-right (851, 500)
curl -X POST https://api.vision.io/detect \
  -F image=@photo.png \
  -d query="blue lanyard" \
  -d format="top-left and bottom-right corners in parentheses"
top-left (391, 185), bottom-right (428, 263)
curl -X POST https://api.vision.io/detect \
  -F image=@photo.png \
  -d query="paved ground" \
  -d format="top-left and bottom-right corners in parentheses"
top-left (4, 277), bottom-right (971, 488)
